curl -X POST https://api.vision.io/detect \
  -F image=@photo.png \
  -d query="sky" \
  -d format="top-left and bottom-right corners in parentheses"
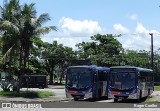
top-left (1, 0), bottom-right (160, 51)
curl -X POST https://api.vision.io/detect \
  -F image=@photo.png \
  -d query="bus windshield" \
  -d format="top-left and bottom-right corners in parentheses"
top-left (111, 72), bottom-right (136, 90)
top-left (66, 67), bottom-right (92, 89)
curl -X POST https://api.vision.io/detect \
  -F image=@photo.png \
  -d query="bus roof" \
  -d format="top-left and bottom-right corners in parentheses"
top-left (67, 65), bottom-right (110, 70)
top-left (110, 66), bottom-right (153, 72)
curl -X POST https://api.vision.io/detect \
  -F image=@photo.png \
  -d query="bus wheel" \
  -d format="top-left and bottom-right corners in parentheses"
top-left (74, 98), bottom-right (79, 101)
top-left (148, 89), bottom-right (150, 96)
top-left (98, 89), bottom-right (101, 99)
top-left (114, 98), bottom-right (118, 102)
top-left (138, 90), bottom-right (142, 102)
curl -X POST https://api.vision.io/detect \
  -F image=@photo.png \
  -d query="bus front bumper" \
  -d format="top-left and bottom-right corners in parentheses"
top-left (66, 92), bottom-right (93, 99)
top-left (108, 93), bottom-right (138, 99)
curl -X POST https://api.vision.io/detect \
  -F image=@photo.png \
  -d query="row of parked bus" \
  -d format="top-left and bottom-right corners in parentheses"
top-left (65, 65), bottom-right (154, 102)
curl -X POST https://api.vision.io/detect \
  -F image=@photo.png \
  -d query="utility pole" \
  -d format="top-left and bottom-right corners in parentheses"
top-left (149, 33), bottom-right (154, 70)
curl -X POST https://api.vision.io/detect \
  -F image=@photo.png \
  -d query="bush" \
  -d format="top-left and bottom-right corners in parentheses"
top-left (0, 81), bottom-right (12, 92)
top-left (154, 82), bottom-right (160, 86)
top-left (154, 86), bottom-right (160, 91)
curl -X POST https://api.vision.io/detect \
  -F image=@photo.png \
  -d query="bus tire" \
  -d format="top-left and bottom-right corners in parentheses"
top-left (74, 98), bottom-right (79, 101)
top-left (140, 90), bottom-right (142, 99)
top-left (138, 90), bottom-right (142, 102)
top-left (98, 89), bottom-right (101, 99)
top-left (114, 98), bottom-right (118, 102)
top-left (148, 89), bottom-right (150, 96)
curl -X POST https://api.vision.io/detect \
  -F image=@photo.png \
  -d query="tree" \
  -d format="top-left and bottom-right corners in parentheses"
top-left (38, 41), bottom-right (76, 84)
top-left (122, 50), bottom-right (150, 68)
top-left (76, 34), bottom-right (123, 66)
top-left (0, 0), bottom-right (57, 92)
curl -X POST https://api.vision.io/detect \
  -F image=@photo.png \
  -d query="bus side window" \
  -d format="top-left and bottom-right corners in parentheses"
top-left (103, 71), bottom-right (108, 81)
top-left (98, 70), bottom-right (105, 81)
top-left (139, 72), bottom-right (146, 82)
top-left (98, 70), bottom-right (108, 81)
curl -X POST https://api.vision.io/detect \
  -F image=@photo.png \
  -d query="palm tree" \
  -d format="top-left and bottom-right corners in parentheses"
top-left (0, 0), bottom-right (57, 77)
top-left (20, 3), bottom-right (57, 74)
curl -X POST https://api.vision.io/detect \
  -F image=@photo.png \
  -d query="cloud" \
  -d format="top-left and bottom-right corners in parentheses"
top-left (113, 24), bottom-right (129, 33)
top-left (42, 18), bottom-right (160, 52)
top-left (42, 17), bottom-right (104, 50)
top-left (117, 23), bottom-right (160, 51)
top-left (129, 14), bottom-right (138, 21)
top-left (136, 23), bottom-right (149, 33)
top-left (121, 35), bottom-right (150, 51)
top-left (59, 17), bottom-right (103, 36)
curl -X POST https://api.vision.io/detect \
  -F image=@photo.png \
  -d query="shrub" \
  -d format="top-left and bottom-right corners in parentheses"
top-left (0, 91), bottom-right (54, 98)
top-left (0, 81), bottom-right (13, 92)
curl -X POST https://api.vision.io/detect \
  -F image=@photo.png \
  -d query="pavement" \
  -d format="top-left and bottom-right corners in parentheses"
top-left (150, 91), bottom-right (160, 101)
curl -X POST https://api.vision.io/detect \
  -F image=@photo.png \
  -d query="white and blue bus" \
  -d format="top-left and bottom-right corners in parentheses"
top-left (65, 65), bottom-right (110, 101)
top-left (108, 66), bottom-right (154, 102)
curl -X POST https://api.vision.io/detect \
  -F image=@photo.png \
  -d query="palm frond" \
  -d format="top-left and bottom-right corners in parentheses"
top-left (22, 3), bottom-right (36, 18)
top-left (35, 26), bottom-right (57, 35)
top-left (1, 44), bottom-right (15, 64)
top-left (0, 20), bottom-right (19, 33)
top-left (30, 18), bottom-right (37, 26)
top-left (5, 0), bottom-right (20, 14)
top-left (37, 13), bottom-right (51, 26)
top-left (49, 26), bottom-right (57, 31)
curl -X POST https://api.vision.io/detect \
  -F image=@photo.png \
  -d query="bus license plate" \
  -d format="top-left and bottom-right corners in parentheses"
top-left (112, 91), bottom-right (120, 94)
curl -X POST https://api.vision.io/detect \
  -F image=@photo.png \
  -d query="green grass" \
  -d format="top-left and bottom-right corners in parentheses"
top-left (145, 86), bottom-right (160, 102)
top-left (146, 98), bottom-right (160, 102)
top-left (154, 86), bottom-right (160, 91)
top-left (0, 91), bottom-right (55, 98)
top-left (146, 95), bottom-right (160, 102)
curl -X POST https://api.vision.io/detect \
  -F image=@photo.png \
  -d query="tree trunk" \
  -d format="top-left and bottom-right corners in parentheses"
top-left (17, 42), bottom-right (24, 93)
top-left (23, 50), bottom-right (26, 73)
top-left (19, 45), bottom-right (23, 79)
top-left (49, 71), bottom-right (53, 84)
top-left (49, 66), bottom-right (54, 84)
top-left (59, 72), bottom-right (63, 84)
top-left (59, 67), bottom-right (65, 84)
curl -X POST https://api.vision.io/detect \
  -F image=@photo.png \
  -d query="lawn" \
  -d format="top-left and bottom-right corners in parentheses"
top-left (146, 95), bottom-right (160, 102)
top-left (145, 86), bottom-right (160, 102)
top-left (154, 86), bottom-right (160, 91)
top-left (0, 91), bottom-right (55, 98)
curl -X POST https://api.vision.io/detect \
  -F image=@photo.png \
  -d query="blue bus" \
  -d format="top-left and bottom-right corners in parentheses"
top-left (108, 66), bottom-right (154, 102)
top-left (65, 65), bottom-right (110, 101)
